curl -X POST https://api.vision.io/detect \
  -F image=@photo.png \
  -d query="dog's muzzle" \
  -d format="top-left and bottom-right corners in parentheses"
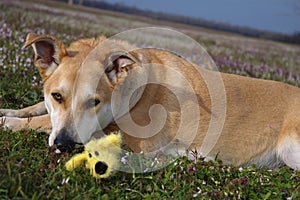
top-left (54, 128), bottom-right (82, 151)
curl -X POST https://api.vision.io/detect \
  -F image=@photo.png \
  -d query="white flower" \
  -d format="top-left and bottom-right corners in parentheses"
top-left (193, 193), bottom-right (199, 198)
top-left (193, 187), bottom-right (202, 198)
top-left (121, 155), bottom-right (127, 164)
top-left (55, 149), bottom-right (61, 154)
top-left (170, 173), bottom-right (175, 179)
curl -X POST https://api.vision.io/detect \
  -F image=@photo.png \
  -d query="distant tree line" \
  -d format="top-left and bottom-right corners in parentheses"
top-left (56, 0), bottom-right (300, 45)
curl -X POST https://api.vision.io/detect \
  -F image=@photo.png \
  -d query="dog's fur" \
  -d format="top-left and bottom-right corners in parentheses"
top-left (1, 33), bottom-right (300, 170)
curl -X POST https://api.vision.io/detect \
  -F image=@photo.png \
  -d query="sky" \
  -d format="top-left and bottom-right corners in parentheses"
top-left (102, 0), bottom-right (300, 34)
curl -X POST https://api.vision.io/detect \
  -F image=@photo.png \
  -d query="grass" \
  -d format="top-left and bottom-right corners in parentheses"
top-left (0, 0), bottom-right (300, 199)
top-left (1, 129), bottom-right (299, 199)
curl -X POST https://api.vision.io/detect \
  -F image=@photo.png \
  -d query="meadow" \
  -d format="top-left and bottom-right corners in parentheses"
top-left (0, 0), bottom-right (300, 199)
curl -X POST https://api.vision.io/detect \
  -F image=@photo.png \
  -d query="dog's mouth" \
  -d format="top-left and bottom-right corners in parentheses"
top-left (53, 129), bottom-right (104, 153)
top-left (74, 142), bottom-right (84, 150)
top-left (54, 142), bottom-right (83, 153)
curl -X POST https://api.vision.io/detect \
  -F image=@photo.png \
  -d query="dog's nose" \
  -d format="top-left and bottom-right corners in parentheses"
top-left (95, 161), bottom-right (108, 175)
top-left (54, 128), bottom-right (77, 151)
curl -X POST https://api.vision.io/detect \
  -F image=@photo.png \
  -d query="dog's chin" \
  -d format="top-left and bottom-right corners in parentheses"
top-left (90, 129), bottom-right (107, 140)
top-left (63, 130), bottom-right (105, 151)
top-left (57, 130), bottom-right (104, 153)
top-left (54, 142), bottom-right (83, 153)
top-left (74, 142), bottom-right (84, 149)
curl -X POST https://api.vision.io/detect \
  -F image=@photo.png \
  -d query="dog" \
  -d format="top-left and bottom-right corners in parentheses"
top-left (0, 33), bottom-right (299, 170)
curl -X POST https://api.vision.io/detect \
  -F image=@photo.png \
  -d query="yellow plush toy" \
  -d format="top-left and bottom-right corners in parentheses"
top-left (65, 132), bottom-right (122, 179)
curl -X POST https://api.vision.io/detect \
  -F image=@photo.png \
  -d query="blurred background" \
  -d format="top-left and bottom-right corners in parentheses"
top-left (65, 0), bottom-right (300, 43)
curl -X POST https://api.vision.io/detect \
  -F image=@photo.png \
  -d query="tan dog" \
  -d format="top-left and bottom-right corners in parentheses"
top-left (1, 33), bottom-right (300, 170)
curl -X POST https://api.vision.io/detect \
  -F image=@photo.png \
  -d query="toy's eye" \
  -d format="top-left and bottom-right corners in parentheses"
top-left (95, 151), bottom-right (99, 156)
top-left (89, 153), bottom-right (92, 158)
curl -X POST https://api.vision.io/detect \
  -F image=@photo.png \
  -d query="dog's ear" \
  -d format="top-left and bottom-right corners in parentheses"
top-left (105, 51), bottom-right (141, 85)
top-left (23, 33), bottom-right (67, 80)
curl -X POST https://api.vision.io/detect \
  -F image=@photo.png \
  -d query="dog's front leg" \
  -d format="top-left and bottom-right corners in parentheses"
top-left (0, 101), bottom-right (47, 118)
top-left (0, 114), bottom-right (51, 133)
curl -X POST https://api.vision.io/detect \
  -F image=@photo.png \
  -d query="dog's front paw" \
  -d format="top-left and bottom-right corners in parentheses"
top-left (0, 116), bottom-right (28, 131)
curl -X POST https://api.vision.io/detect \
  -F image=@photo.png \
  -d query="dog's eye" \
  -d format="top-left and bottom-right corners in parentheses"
top-left (86, 99), bottom-right (101, 109)
top-left (51, 92), bottom-right (63, 103)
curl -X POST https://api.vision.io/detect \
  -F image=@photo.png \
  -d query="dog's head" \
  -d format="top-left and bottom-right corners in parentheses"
top-left (24, 33), bottom-right (146, 150)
